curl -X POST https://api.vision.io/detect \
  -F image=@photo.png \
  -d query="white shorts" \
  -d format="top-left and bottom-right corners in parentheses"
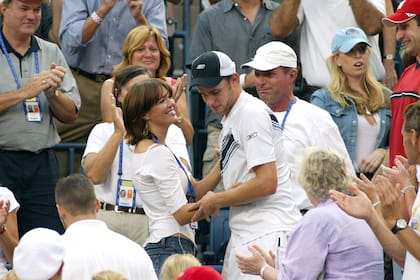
top-left (222, 231), bottom-right (290, 280)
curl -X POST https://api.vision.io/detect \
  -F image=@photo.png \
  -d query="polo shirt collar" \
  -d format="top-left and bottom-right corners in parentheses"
top-left (223, 0), bottom-right (274, 13)
top-left (0, 27), bottom-right (40, 58)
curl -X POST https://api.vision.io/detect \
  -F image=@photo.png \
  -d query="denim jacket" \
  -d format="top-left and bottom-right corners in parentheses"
top-left (310, 88), bottom-right (391, 167)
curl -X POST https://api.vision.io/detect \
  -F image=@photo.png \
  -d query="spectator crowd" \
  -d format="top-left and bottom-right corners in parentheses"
top-left (0, 0), bottom-right (420, 279)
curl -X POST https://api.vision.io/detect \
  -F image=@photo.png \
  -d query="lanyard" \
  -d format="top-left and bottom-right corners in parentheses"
top-left (280, 96), bottom-right (296, 130)
top-left (152, 135), bottom-right (195, 199)
top-left (118, 140), bottom-right (124, 178)
top-left (0, 32), bottom-right (40, 88)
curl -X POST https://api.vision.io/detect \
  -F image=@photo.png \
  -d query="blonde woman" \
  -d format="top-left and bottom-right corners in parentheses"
top-left (159, 254), bottom-right (201, 280)
top-left (311, 27), bottom-right (391, 178)
top-left (101, 26), bottom-right (193, 144)
top-left (92, 271), bottom-right (128, 280)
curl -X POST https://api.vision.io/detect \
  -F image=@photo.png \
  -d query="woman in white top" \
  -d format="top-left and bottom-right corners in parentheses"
top-left (123, 79), bottom-right (208, 276)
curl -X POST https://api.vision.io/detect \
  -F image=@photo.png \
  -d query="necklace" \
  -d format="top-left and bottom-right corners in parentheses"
top-left (365, 105), bottom-right (372, 116)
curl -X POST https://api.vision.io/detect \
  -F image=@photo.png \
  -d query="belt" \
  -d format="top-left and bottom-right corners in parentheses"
top-left (99, 202), bottom-right (145, 215)
top-left (71, 67), bottom-right (111, 83)
top-left (0, 148), bottom-right (52, 155)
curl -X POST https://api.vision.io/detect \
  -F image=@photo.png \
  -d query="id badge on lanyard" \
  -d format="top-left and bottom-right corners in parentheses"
top-left (0, 32), bottom-right (43, 122)
top-left (115, 141), bottom-right (136, 208)
top-left (24, 97), bottom-right (42, 122)
top-left (116, 178), bottom-right (136, 208)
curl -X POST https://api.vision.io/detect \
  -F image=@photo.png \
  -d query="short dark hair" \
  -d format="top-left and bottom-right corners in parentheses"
top-left (113, 65), bottom-right (151, 100)
top-left (55, 174), bottom-right (97, 216)
top-left (415, 15), bottom-right (420, 26)
top-left (403, 101), bottom-right (420, 136)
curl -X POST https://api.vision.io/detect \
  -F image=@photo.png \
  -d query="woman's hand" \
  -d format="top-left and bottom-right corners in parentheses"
top-left (382, 156), bottom-right (412, 187)
top-left (358, 148), bottom-right (386, 174)
top-left (171, 74), bottom-right (194, 144)
top-left (172, 74), bottom-right (187, 102)
top-left (236, 245), bottom-right (273, 275)
top-left (354, 174), bottom-right (379, 203)
top-left (375, 175), bottom-right (401, 226)
top-left (111, 95), bottom-right (126, 137)
top-left (0, 200), bottom-right (10, 227)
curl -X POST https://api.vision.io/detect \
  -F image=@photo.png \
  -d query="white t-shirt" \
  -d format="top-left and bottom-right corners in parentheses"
top-left (82, 122), bottom-right (190, 206)
top-left (220, 92), bottom-right (301, 243)
top-left (355, 113), bottom-right (380, 168)
top-left (61, 219), bottom-right (157, 280)
top-left (0, 187), bottom-right (19, 277)
top-left (403, 181), bottom-right (420, 279)
top-left (297, 0), bottom-right (385, 87)
top-left (275, 98), bottom-right (354, 209)
top-left (130, 145), bottom-right (195, 245)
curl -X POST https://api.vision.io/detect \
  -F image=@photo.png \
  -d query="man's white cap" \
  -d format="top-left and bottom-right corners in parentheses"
top-left (14, 228), bottom-right (64, 280)
top-left (241, 41), bottom-right (297, 70)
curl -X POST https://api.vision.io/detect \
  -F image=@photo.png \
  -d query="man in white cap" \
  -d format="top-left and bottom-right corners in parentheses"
top-left (10, 227), bottom-right (65, 280)
top-left (189, 50), bottom-right (301, 279)
top-left (241, 41), bottom-right (354, 213)
top-left (382, 0), bottom-right (420, 168)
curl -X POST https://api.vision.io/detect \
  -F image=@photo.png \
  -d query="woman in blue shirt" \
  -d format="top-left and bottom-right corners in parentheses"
top-left (311, 27), bottom-right (391, 177)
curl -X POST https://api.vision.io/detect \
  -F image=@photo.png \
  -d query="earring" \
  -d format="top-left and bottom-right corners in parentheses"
top-left (143, 123), bottom-right (149, 136)
top-left (337, 64), bottom-right (342, 67)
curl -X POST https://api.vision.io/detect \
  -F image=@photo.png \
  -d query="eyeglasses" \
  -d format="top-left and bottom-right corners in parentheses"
top-left (345, 44), bottom-right (368, 56)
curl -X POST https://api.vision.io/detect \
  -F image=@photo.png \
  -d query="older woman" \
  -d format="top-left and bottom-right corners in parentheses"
top-left (236, 147), bottom-right (384, 279)
top-left (311, 27), bottom-right (391, 178)
top-left (102, 25), bottom-right (193, 144)
top-left (123, 79), bottom-right (201, 276)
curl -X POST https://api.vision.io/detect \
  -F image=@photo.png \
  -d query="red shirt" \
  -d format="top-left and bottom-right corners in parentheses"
top-left (389, 63), bottom-right (420, 166)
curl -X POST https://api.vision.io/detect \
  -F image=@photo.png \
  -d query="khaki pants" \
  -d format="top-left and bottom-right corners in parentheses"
top-left (97, 209), bottom-right (149, 246)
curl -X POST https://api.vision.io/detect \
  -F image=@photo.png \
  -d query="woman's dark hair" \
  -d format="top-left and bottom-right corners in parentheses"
top-left (113, 65), bottom-right (151, 103)
top-left (123, 78), bottom-right (173, 146)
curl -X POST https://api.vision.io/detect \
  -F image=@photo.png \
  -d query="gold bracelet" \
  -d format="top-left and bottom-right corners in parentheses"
top-left (176, 115), bottom-right (183, 124)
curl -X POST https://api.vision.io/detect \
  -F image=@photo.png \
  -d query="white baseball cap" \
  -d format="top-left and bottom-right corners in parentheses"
top-left (14, 228), bottom-right (64, 280)
top-left (241, 41), bottom-right (297, 71)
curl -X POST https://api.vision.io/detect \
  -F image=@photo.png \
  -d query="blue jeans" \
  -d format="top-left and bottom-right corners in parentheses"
top-left (145, 236), bottom-right (196, 276)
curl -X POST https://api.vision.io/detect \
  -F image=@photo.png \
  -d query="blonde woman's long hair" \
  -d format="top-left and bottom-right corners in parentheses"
top-left (326, 49), bottom-right (389, 115)
top-left (112, 25), bottom-right (171, 81)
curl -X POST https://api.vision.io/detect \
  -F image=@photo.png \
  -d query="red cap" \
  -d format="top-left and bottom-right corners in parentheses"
top-left (383, 0), bottom-right (420, 26)
top-left (176, 266), bottom-right (224, 280)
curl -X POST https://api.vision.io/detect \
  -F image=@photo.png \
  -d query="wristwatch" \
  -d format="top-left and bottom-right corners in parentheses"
top-left (391, 218), bottom-right (407, 234)
top-left (383, 54), bottom-right (395, 60)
